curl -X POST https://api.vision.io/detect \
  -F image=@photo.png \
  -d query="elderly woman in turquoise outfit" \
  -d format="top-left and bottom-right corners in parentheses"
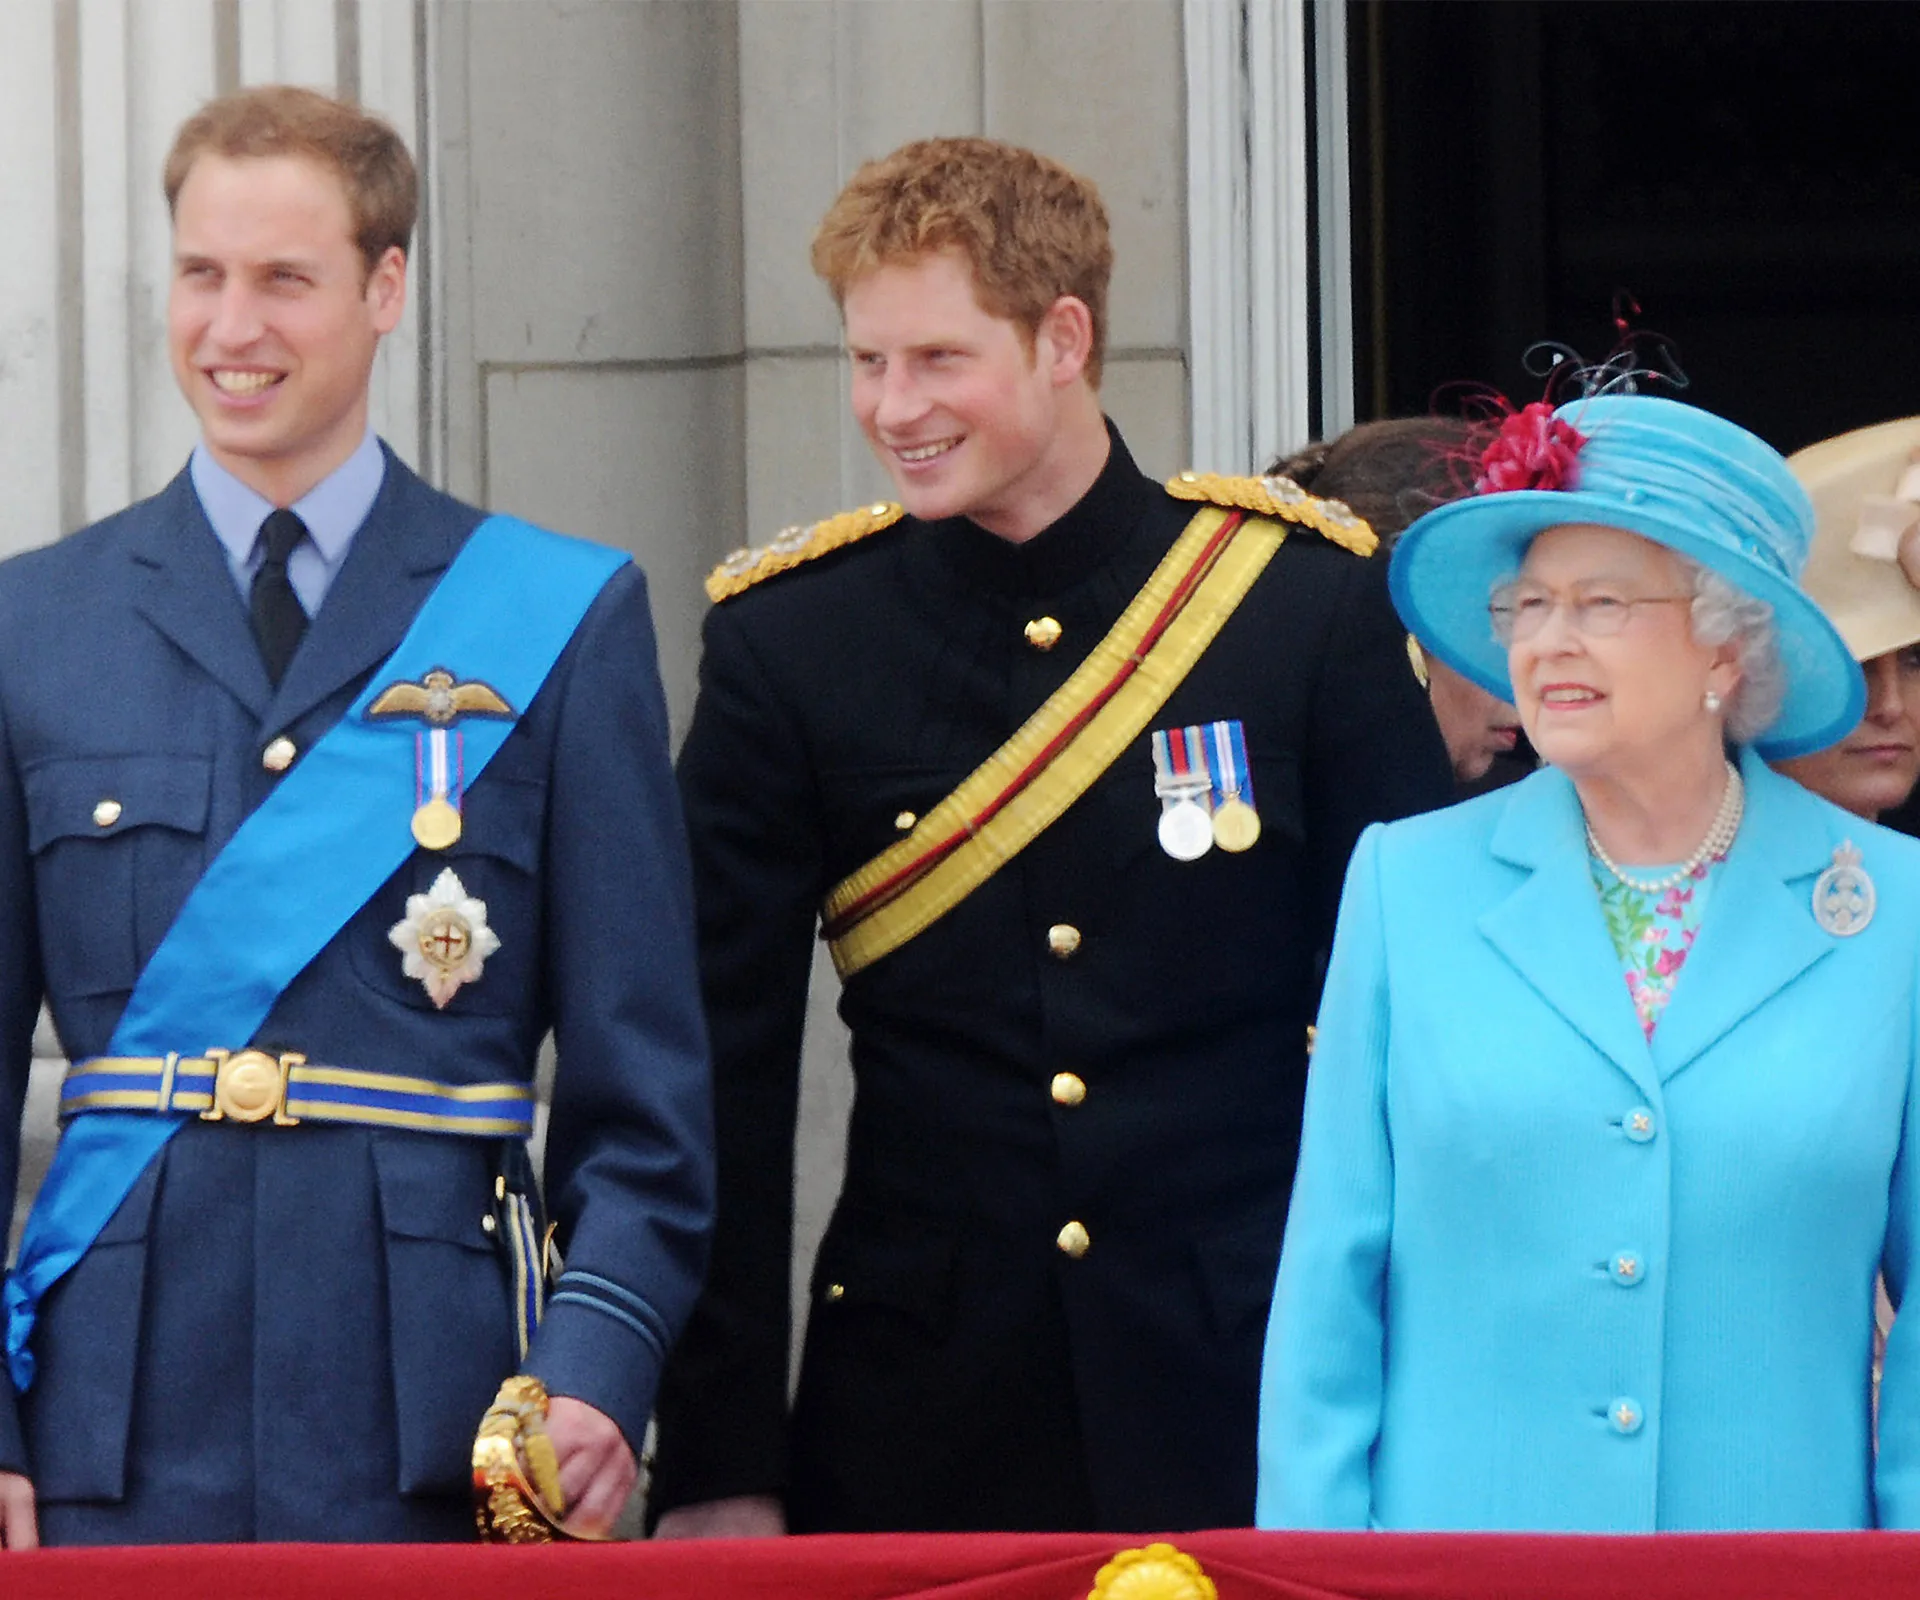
top-left (1255, 392), bottom-right (1920, 1531)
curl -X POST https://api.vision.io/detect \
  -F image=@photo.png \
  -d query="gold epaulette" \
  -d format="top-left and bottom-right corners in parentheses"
top-left (705, 501), bottom-right (907, 603)
top-left (1166, 470), bottom-right (1377, 557)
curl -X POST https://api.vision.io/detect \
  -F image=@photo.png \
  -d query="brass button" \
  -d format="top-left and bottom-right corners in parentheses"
top-left (1056, 1220), bottom-right (1090, 1259)
top-left (262, 736), bottom-right (297, 773)
top-left (1047, 924), bottom-right (1082, 959)
top-left (894, 811), bottom-right (917, 832)
top-left (1051, 1072), bottom-right (1086, 1106)
top-left (824, 1283), bottom-right (845, 1302)
top-left (481, 1214), bottom-right (498, 1236)
top-left (1024, 616), bottom-right (1063, 651)
top-left (92, 798), bottom-right (122, 828)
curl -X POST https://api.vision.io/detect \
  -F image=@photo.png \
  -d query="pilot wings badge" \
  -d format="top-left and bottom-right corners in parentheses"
top-left (369, 667), bottom-right (516, 726)
top-left (367, 669), bottom-right (518, 852)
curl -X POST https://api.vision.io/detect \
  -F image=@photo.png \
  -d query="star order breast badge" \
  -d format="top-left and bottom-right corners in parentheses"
top-left (389, 867), bottom-right (502, 1008)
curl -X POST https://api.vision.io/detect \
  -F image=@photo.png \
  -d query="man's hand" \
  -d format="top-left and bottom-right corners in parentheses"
top-left (0, 1472), bottom-right (37, 1550)
top-left (652, 1493), bottom-right (787, 1539)
top-left (545, 1396), bottom-right (636, 1538)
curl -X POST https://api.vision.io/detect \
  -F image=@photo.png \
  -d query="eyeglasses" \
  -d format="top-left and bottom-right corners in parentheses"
top-left (1489, 586), bottom-right (1693, 644)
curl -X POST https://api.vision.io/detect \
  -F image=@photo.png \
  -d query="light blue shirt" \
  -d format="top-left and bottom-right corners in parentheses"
top-left (189, 431), bottom-right (386, 617)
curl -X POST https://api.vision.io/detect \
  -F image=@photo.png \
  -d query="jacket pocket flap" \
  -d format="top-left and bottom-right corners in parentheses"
top-left (24, 754), bottom-right (212, 852)
top-left (371, 1133), bottom-right (499, 1251)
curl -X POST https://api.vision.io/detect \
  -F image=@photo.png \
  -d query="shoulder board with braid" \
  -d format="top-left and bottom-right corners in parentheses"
top-left (1165, 471), bottom-right (1377, 557)
top-left (705, 501), bottom-right (907, 603)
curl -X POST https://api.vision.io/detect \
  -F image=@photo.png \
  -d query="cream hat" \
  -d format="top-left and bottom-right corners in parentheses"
top-left (1791, 416), bottom-right (1920, 665)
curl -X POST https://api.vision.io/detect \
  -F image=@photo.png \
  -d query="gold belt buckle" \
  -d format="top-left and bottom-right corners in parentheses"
top-left (200, 1048), bottom-right (303, 1125)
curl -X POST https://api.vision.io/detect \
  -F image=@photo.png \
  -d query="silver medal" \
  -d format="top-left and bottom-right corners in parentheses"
top-left (1158, 798), bottom-right (1215, 861)
top-left (1812, 840), bottom-right (1875, 937)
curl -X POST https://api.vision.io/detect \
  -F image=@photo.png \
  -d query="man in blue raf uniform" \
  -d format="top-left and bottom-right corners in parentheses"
top-left (0, 86), bottom-right (710, 1547)
top-left (650, 138), bottom-right (1452, 1536)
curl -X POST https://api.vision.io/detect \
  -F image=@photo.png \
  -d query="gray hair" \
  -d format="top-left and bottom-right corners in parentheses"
top-left (1682, 558), bottom-right (1784, 744)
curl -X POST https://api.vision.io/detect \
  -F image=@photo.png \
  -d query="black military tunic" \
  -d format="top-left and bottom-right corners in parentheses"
top-left (652, 425), bottom-right (1452, 1532)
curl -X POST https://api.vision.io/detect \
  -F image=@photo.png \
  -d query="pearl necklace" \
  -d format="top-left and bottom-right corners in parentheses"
top-left (1585, 760), bottom-right (1744, 895)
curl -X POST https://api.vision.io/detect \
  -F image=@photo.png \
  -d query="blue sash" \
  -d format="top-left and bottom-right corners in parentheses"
top-left (4, 515), bottom-right (627, 1389)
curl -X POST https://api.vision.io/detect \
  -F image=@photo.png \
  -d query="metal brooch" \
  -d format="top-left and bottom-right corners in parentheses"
top-left (1812, 840), bottom-right (1875, 937)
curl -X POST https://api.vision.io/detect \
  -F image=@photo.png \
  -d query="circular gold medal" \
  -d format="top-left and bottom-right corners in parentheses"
top-left (412, 796), bottom-right (463, 851)
top-left (1212, 798), bottom-right (1262, 853)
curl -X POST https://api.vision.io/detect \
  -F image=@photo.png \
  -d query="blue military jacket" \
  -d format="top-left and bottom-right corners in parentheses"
top-left (0, 451), bottom-right (712, 1541)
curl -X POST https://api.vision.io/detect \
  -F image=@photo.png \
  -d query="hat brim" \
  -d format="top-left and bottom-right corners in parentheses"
top-left (1388, 489), bottom-right (1866, 760)
top-left (1790, 416), bottom-right (1920, 665)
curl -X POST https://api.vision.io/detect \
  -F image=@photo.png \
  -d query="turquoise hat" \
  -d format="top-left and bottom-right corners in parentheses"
top-left (1387, 393), bottom-right (1865, 760)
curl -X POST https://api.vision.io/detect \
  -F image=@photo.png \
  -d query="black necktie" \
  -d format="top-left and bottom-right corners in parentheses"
top-left (251, 508), bottom-right (309, 687)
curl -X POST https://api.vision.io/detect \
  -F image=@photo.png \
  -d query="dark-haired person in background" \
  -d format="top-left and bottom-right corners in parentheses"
top-left (1273, 418), bottom-right (1529, 795)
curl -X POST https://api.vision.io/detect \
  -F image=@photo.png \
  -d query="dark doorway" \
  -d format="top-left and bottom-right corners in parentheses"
top-left (1348, 0), bottom-right (1920, 452)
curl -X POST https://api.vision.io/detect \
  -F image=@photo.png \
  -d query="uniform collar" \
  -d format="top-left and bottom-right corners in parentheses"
top-left (931, 419), bottom-right (1158, 598)
top-left (189, 429), bottom-right (386, 566)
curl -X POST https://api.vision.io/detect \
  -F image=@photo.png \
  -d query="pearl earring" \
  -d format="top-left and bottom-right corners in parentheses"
top-left (1704, 689), bottom-right (1723, 715)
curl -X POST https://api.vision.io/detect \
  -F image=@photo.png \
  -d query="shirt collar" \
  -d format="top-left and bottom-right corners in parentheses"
top-left (931, 419), bottom-right (1156, 598)
top-left (189, 430), bottom-right (386, 567)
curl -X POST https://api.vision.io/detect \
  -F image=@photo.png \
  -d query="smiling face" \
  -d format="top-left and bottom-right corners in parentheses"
top-left (1778, 646), bottom-right (1920, 819)
top-left (1504, 522), bottom-right (1740, 784)
top-left (168, 153), bottom-right (406, 505)
top-left (841, 249), bottom-right (1102, 542)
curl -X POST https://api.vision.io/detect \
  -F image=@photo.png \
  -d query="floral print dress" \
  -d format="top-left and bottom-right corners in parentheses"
top-left (1591, 850), bottom-right (1728, 1038)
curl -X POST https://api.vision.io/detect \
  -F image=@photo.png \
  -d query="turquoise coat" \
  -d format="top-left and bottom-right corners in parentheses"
top-left (1257, 749), bottom-right (1920, 1530)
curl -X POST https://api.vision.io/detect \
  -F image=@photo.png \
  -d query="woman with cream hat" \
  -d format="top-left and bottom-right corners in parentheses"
top-left (1778, 418), bottom-right (1920, 821)
top-left (1256, 392), bottom-right (1920, 1531)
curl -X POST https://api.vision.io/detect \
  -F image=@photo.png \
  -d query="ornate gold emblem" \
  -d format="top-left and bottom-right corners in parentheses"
top-left (1167, 469), bottom-right (1377, 557)
top-left (473, 1375), bottom-right (572, 1543)
top-left (1087, 1542), bottom-right (1217, 1600)
top-left (199, 1047), bottom-right (304, 1126)
top-left (388, 868), bottom-right (501, 1008)
top-left (368, 667), bottom-right (515, 726)
top-left (706, 501), bottom-right (906, 602)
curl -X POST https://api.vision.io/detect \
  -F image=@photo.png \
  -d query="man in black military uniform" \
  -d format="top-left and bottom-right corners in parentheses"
top-left (651, 137), bottom-right (1451, 1536)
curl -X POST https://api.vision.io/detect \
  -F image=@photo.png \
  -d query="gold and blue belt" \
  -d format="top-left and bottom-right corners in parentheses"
top-left (59, 1049), bottom-right (534, 1137)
